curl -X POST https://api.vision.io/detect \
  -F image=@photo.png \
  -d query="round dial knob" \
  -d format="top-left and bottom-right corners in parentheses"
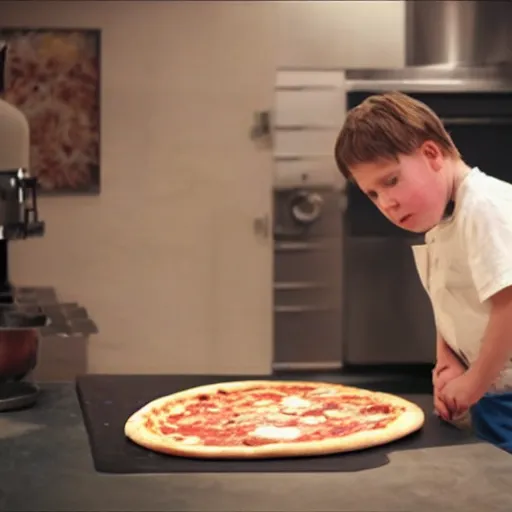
top-left (290, 191), bottom-right (324, 224)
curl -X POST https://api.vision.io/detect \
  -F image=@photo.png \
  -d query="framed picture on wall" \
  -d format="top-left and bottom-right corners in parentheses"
top-left (0, 28), bottom-right (101, 195)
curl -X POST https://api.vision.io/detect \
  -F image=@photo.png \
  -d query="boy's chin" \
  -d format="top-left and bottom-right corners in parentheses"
top-left (400, 226), bottom-right (426, 234)
top-left (396, 221), bottom-right (435, 234)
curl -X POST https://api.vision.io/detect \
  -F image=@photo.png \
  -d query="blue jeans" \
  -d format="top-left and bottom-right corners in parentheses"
top-left (471, 392), bottom-right (512, 453)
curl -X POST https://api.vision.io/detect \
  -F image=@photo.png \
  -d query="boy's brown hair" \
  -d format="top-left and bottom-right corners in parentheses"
top-left (334, 91), bottom-right (460, 179)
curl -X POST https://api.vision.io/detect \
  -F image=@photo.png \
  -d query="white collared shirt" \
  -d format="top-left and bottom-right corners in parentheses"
top-left (412, 167), bottom-right (512, 392)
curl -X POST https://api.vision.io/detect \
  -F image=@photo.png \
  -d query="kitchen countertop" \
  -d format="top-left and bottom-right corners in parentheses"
top-left (1, 381), bottom-right (512, 512)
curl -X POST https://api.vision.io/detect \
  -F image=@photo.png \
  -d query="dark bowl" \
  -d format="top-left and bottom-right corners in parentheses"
top-left (0, 311), bottom-right (48, 381)
top-left (0, 329), bottom-right (39, 380)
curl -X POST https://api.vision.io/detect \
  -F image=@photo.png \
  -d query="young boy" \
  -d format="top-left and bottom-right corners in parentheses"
top-left (334, 91), bottom-right (512, 453)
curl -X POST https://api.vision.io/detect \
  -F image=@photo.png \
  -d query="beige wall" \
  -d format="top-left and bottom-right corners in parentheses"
top-left (0, 0), bottom-right (404, 376)
top-left (277, 1), bottom-right (404, 68)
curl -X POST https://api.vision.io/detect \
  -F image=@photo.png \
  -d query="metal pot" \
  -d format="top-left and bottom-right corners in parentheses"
top-left (0, 310), bottom-right (47, 381)
top-left (0, 329), bottom-right (38, 380)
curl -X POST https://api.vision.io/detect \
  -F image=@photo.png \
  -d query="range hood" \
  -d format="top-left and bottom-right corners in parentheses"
top-left (405, 0), bottom-right (512, 68)
top-left (343, 0), bottom-right (512, 89)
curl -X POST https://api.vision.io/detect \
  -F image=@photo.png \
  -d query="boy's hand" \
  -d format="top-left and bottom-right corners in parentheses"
top-left (432, 359), bottom-right (466, 420)
top-left (433, 391), bottom-right (451, 420)
top-left (433, 361), bottom-right (465, 391)
top-left (439, 371), bottom-right (484, 415)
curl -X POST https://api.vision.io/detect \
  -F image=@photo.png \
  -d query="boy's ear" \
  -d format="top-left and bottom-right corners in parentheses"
top-left (421, 141), bottom-right (443, 171)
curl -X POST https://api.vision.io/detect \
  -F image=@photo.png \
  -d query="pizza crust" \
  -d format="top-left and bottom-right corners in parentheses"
top-left (124, 380), bottom-right (425, 459)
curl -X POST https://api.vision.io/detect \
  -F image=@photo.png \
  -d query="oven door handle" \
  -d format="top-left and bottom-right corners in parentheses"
top-left (274, 241), bottom-right (330, 251)
top-left (274, 305), bottom-right (335, 313)
top-left (442, 116), bottom-right (512, 126)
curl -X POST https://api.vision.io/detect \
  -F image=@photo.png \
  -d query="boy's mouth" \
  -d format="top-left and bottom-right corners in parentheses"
top-left (399, 214), bottom-right (412, 225)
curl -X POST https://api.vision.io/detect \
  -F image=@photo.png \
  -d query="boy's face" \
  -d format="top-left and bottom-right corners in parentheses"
top-left (349, 142), bottom-right (449, 233)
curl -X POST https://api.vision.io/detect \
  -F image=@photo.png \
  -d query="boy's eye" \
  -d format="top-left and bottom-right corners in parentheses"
top-left (365, 175), bottom-right (398, 200)
top-left (385, 175), bottom-right (398, 187)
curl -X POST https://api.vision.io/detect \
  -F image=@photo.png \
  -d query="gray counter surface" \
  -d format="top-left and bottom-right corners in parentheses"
top-left (0, 382), bottom-right (511, 512)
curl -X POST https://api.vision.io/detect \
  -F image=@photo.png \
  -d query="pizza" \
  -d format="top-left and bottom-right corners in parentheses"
top-left (124, 380), bottom-right (425, 459)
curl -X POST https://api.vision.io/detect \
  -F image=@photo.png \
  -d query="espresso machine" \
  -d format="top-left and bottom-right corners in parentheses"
top-left (0, 97), bottom-right (99, 414)
top-left (0, 93), bottom-right (49, 411)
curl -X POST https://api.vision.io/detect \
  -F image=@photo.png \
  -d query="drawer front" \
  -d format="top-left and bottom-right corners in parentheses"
top-left (273, 308), bottom-right (342, 367)
top-left (274, 282), bottom-right (339, 309)
top-left (274, 240), bottom-right (341, 282)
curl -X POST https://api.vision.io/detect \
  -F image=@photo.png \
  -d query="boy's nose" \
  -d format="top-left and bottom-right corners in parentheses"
top-left (378, 194), bottom-right (399, 211)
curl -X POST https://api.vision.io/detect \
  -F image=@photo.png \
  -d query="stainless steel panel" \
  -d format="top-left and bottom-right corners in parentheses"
top-left (274, 239), bottom-right (340, 283)
top-left (344, 66), bottom-right (512, 93)
top-left (273, 156), bottom-right (344, 191)
top-left (405, 1), bottom-right (512, 68)
top-left (272, 187), bottom-right (343, 370)
top-left (342, 236), bottom-right (436, 365)
top-left (274, 282), bottom-right (336, 308)
top-left (273, 308), bottom-right (342, 367)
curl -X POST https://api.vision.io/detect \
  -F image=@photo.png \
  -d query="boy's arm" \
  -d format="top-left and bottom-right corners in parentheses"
top-left (458, 197), bottom-right (512, 397)
top-left (466, 285), bottom-right (512, 395)
top-left (435, 331), bottom-right (464, 371)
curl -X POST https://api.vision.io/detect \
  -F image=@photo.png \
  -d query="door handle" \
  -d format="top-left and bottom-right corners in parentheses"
top-left (253, 214), bottom-right (270, 239)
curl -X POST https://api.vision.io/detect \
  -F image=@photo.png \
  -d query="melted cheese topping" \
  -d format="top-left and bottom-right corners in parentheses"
top-left (281, 396), bottom-right (311, 409)
top-left (254, 399), bottom-right (274, 407)
top-left (308, 387), bottom-right (339, 396)
top-left (323, 409), bottom-right (354, 419)
top-left (300, 415), bottom-right (326, 425)
top-left (252, 425), bottom-right (302, 440)
top-left (167, 404), bottom-right (186, 416)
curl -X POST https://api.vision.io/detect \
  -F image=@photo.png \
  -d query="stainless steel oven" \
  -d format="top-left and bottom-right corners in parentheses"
top-left (341, 66), bottom-right (512, 365)
top-left (271, 69), bottom-right (345, 371)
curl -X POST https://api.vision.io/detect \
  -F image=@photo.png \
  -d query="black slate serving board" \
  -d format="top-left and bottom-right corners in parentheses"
top-left (76, 373), bottom-right (478, 474)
